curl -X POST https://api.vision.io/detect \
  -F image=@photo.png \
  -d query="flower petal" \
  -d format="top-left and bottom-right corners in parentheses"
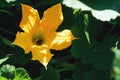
top-left (40, 4), bottom-right (63, 33)
top-left (51, 30), bottom-right (76, 50)
top-left (20, 4), bottom-right (40, 32)
top-left (31, 46), bottom-right (53, 68)
top-left (13, 32), bottom-right (32, 53)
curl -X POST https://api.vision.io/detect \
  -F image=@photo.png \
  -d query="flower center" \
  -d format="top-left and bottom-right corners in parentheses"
top-left (32, 34), bottom-right (44, 46)
top-left (34, 39), bottom-right (43, 45)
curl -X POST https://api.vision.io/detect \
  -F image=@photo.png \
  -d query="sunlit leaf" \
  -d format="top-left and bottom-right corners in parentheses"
top-left (0, 77), bottom-right (7, 80)
top-left (62, 0), bottom-right (120, 21)
top-left (0, 64), bottom-right (15, 79)
top-left (14, 68), bottom-right (31, 80)
top-left (6, 0), bottom-right (16, 3)
top-left (112, 48), bottom-right (120, 80)
top-left (92, 10), bottom-right (120, 21)
top-left (0, 64), bottom-right (31, 80)
top-left (62, 0), bottom-right (92, 11)
top-left (84, 14), bottom-right (90, 44)
top-left (0, 57), bottom-right (9, 65)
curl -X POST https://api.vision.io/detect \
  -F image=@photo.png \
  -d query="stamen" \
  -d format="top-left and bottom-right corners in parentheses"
top-left (32, 36), bottom-right (44, 46)
top-left (32, 33), bottom-right (45, 46)
top-left (35, 39), bottom-right (43, 45)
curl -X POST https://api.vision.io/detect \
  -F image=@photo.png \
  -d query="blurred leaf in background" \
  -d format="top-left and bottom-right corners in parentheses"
top-left (112, 46), bottom-right (120, 80)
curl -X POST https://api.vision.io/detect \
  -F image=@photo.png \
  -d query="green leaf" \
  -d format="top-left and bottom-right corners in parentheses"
top-left (89, 35), bottom-right (117, 70)
top-left (91, 43), bottom-right (114, 70)
top-left (71, 30), bottom-right (90, 59)
top-left (79, 0), bottom-right (120, 11)
top-left (0, 0), bottom-right (10, 8)
top-left (0, 64), bottom-right (31, 80)
top-left (41, 66), bottom-right (60, 80)
top-left (0, 64), bottom-right (15, 79)
top-left (85, 69), bottom-right (110, 80)
top-left (8, 46), bottom-right (31, 65)
top-left (71, 9), bottom-right (114, 70)
top-left (71, 16), bottom-right (93, 63)
top-left (0, 57), bottom-right (9, 65)
top-left (71, 38), bottom-right (92, 64)
top-left (87, 14), bottom-right (103, 41)
top-left (0, 77), bottom-right (7, 80)
top-left (14, 68), bottom-right (31, 80)
top-left (112, 48), bottom-right (120, 80)
top-left (72, 63), bottom-right (91, 80)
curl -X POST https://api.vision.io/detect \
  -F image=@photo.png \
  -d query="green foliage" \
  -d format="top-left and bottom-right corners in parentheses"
top-left (0, 56), bottom-right (9, 65)
top-left (14, 68), bottom-right (31, 80)
top-left (112, 48), bottom-right (120, 80)
top-left (0, 64), bottom-right (15, 79)
top-left (84, 69), bottom-right (110, 80)
top-left (41, 66), bottom-right (60, 80)
top-left (0, 64), bottom-right (31, 80)
top-left (0, 0), bottom-right (120, 80)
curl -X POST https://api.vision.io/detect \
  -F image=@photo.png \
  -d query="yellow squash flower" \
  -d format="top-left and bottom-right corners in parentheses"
top-left (13, 3), bottom-right (75, 68)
